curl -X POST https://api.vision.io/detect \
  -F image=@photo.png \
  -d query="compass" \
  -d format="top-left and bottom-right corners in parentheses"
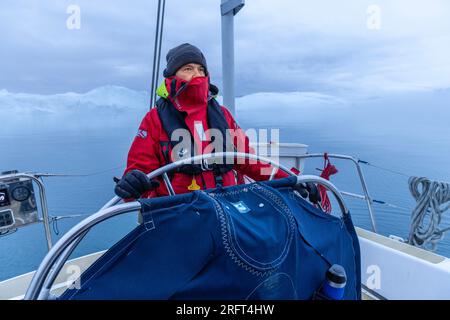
top-left (11, 186), bottom-right (31, 202)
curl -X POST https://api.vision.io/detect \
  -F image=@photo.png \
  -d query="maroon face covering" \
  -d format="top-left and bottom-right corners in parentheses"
top-left (167, 76), bottom-right (209, 117)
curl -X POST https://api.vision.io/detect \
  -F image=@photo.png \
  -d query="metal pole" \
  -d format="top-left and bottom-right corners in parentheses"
top-left (150, 0), bottom-right (166, 109)
top-left (221, 0), bottom-right (245, 117)
top-left (38, 229), bottom-right (89, 300)
top-left (293, 153), bottom-right (377, 232)
top-left (221, 8), bottom-right (235, 115)
top-left (25, 202), bottom-right (141, 300)
top-left (155, 0), bottom-right (166, 95)
top-left (34, 177), bottom-right (53, 251)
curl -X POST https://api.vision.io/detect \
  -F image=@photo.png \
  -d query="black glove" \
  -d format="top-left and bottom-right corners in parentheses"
top-left (295, 182), bottom-right (322, 205)
top-left (114, 170), bottom-right (160, 199)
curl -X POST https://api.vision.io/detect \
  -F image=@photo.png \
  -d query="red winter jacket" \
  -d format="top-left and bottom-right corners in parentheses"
top-left (123, 76), bottom-right (288, 198)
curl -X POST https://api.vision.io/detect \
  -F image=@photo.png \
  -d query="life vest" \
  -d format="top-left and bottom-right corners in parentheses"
top-left (155, 96), bottom-right (235, 186)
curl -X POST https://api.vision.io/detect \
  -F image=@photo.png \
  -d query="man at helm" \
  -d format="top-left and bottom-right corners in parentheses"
top-left (115, 43), bottom-right (288, 199)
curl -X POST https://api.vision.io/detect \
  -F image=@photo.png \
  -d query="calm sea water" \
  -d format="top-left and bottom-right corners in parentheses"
top-left (1, 91), bottom-right (450, 281)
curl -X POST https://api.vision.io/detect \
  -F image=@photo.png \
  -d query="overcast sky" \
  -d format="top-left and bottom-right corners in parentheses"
top-left (1, 0), bottom-right (450, 97)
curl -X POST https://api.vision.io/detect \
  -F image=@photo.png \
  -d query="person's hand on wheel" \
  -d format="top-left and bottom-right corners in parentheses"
top-left (114, 170), bottom-right (160, 199)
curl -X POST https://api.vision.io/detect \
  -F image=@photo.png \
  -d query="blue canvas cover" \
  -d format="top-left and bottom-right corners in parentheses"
top-left (60, 176), bottom-right (361, 300)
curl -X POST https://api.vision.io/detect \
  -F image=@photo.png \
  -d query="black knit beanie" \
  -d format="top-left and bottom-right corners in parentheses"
top-left (163, 43), bottom-right (208, 78)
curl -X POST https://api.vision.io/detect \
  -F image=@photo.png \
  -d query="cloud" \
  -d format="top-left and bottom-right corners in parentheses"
top-left (233, 0), bottom-right (450, 96)
top-left (1, 0), bottom-right (449, 96)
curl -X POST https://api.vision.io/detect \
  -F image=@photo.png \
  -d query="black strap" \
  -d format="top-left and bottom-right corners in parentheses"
top-left (156, 97), bottom-right (235, 182)
top-left (159, 141), bottom-right (175, 181)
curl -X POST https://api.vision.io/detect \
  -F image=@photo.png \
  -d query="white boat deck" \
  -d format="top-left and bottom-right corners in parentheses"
top-left (2, 227), bottom-right (449, 300)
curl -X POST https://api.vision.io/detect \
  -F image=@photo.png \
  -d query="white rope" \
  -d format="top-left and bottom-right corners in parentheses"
top-left (408, 177), bottom-right (450, 251)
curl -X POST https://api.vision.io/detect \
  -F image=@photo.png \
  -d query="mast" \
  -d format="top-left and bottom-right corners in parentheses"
top-left (220, 0), bottom-right (245, 117)
top-left (150, 0), bottom-right (166, 109)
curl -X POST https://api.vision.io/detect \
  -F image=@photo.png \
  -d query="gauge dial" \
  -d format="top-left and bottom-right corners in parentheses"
top-left (11, 186), bottom-right (30, 202)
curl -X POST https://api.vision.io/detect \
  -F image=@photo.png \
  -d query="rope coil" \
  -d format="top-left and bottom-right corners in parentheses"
top-left (408, 177), bottom-right (450, 251)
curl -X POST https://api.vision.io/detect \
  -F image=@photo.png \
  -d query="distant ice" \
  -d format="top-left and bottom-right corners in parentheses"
top-left (0, 86), bottom-right (149, 131)
top-left (0, 85), bottom-right (351, 131)
top-left (1, 85), bottom-right (449, 139)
